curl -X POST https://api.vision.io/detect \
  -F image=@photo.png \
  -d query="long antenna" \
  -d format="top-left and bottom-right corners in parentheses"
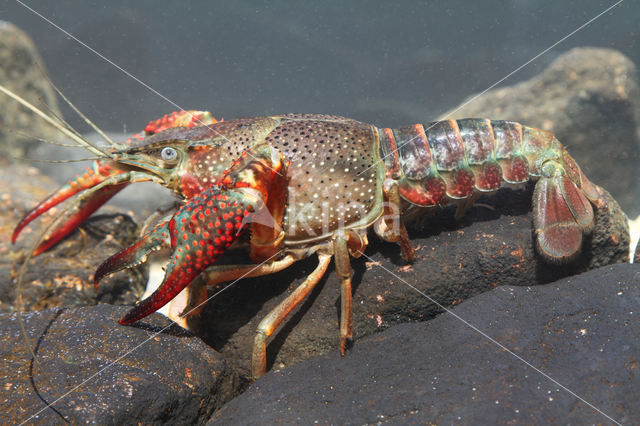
top-left (6, 127), bottom-right (88, 148)
top-left (34, 60), bottom-right (120, 149)
top-left (0, 84), bottom-right (113, 159)
top-left (50, 80), bottom-right (123, 150)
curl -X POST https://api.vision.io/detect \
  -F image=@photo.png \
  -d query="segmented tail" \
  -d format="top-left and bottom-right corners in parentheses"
top-left (379, 119), bottom-right (601, 261)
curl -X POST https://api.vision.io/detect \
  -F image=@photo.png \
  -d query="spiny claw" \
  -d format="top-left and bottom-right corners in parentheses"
top-left (93, 219), bottom-right (172, 286)
top-left (12, 160), bottom-right (129, 254)
top-left (97, 186), bottom-right (263, 325)
top-left (95, 143), bottom-right (285, 325)
top-left (143, 110), bottom-right (219, 135)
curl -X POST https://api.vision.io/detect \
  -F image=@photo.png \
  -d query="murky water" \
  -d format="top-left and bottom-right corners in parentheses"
top-left (3, 2), bottom-right (636, 125)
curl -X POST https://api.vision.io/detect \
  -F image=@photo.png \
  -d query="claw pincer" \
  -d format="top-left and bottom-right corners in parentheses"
top-left (94, 143), bottom-right (286, 324)
top-left (11, 110), bottom-right (217, 253)
top-left (12, 160), bottom-right (130, 255)
top-left (97, 186), bottom-right (259, 324)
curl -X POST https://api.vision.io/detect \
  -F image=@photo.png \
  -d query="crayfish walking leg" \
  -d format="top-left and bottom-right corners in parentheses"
top-left (252, 253), bottom-right (332, 378)
top-left (250, 228), bottom-right (366, 378)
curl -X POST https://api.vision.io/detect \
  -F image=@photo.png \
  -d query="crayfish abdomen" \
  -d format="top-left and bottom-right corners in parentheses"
top-left (374, 118), bottom-right (600, 261)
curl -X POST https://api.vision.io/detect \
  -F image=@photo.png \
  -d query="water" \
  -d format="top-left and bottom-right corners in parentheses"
top-left (4, 1), bottom-right (637, 131)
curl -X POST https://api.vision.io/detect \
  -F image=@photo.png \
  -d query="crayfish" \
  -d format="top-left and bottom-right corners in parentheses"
top-left (3, 83), bottom-right (602, 379)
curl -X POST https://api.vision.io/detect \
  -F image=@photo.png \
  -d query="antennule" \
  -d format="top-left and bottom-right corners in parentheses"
top-left (0, 84), bottom-right (113, 159)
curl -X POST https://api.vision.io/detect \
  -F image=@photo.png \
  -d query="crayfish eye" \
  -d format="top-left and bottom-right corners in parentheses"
top-left (161, 147), bottom-right (179, 163)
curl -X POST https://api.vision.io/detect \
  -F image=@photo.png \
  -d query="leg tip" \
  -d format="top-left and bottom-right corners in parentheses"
top-left (340, 337), bottom-right (353, 356)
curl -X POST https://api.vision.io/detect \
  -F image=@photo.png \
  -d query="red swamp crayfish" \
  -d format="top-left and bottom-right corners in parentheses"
top-left (3, 84), bottom-right (603, 379)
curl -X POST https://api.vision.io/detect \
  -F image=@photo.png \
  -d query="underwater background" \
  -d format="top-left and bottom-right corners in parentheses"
top-left (4, 1), bottom-right (638, 131)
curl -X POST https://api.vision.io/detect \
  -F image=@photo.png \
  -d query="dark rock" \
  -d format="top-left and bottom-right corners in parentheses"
top-left (0, 163), bottom-right (146, 314)
top-left (0, 21), bottom-right (63, 159)
top-left (0, 304), bottom-right (237, 424)
top-left (209, 263), bottom-right (640, 424)
top-left (589, 185), bottom-right (631, 268)
top-left (440, 47), bottom-right (640, 215)
top-left (195, 183), bottom-right (628, 381)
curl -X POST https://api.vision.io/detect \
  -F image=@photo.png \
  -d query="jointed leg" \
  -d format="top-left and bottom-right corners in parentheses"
top-left (165, 255), bottom-right (297, 325)
top-left (252, 253), bottom-right (332, 379)
top-left (454, 192), bottom-right (481, 221)
top-left (375, 178), bottom-right (415, 262)
top-left (333, 233), bottom-right (353, 355)
top-left (201, 255), bottom-right (296, 287)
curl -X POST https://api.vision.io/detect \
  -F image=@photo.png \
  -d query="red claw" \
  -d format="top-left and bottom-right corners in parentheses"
top-left (12, 160), bottom-right (128, 254)
top-left (118, 246), bottom-right (204, 325)
top-left (93, 221), bottom-right (171, 286)
top-left (34, 183), bottom-right (128, 256)
top-left (143, 110), bottom-right (219, 135)
top-left (97, 143), bottom-right (285, 325)
top-left (13, 111), bottom-right (221, 255)
top-left (96, 186), bottom-right (260, 325)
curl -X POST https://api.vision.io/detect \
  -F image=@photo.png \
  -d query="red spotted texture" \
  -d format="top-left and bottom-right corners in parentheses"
top-left (116, 186), bottom-right (257, 325)
top-left (398, 175), bottom-right (446, 206)
top-left (123, 110), bottom-right (221, 145)
top-left (444, 169), bottom-right (476, 199)
top-left (144, 110), bottom-right (219, 135)
top-left (94, 220), bottom-right (172, 286)
top-left (475, 162), bottom-right (502, 191)
top-left (502, 156), bottom-right (529, 184)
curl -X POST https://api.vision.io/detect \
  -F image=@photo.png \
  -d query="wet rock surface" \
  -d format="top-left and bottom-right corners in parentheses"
top-left (195, 183), bottom-right (628, 381)
top-left (0, 304), bottom-right (238, 424)
top-left (209, 263), bottom-right (640, 425)
top-left (441, 47), bottom-right (640, 215)
top-left (0, 21), bottom-right (62, 158)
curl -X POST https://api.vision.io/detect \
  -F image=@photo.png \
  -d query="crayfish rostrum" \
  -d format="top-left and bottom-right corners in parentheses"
top-left (3, 83), bottom-right (603, 379)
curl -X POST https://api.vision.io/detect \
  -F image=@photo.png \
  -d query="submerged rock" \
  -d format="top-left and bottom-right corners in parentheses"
top-left (0, 21), bottom-right (63, 159)
top-left (0, 304), bottom-right (237, 424)
top-left (209, 263), bottom-right (640, 424)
